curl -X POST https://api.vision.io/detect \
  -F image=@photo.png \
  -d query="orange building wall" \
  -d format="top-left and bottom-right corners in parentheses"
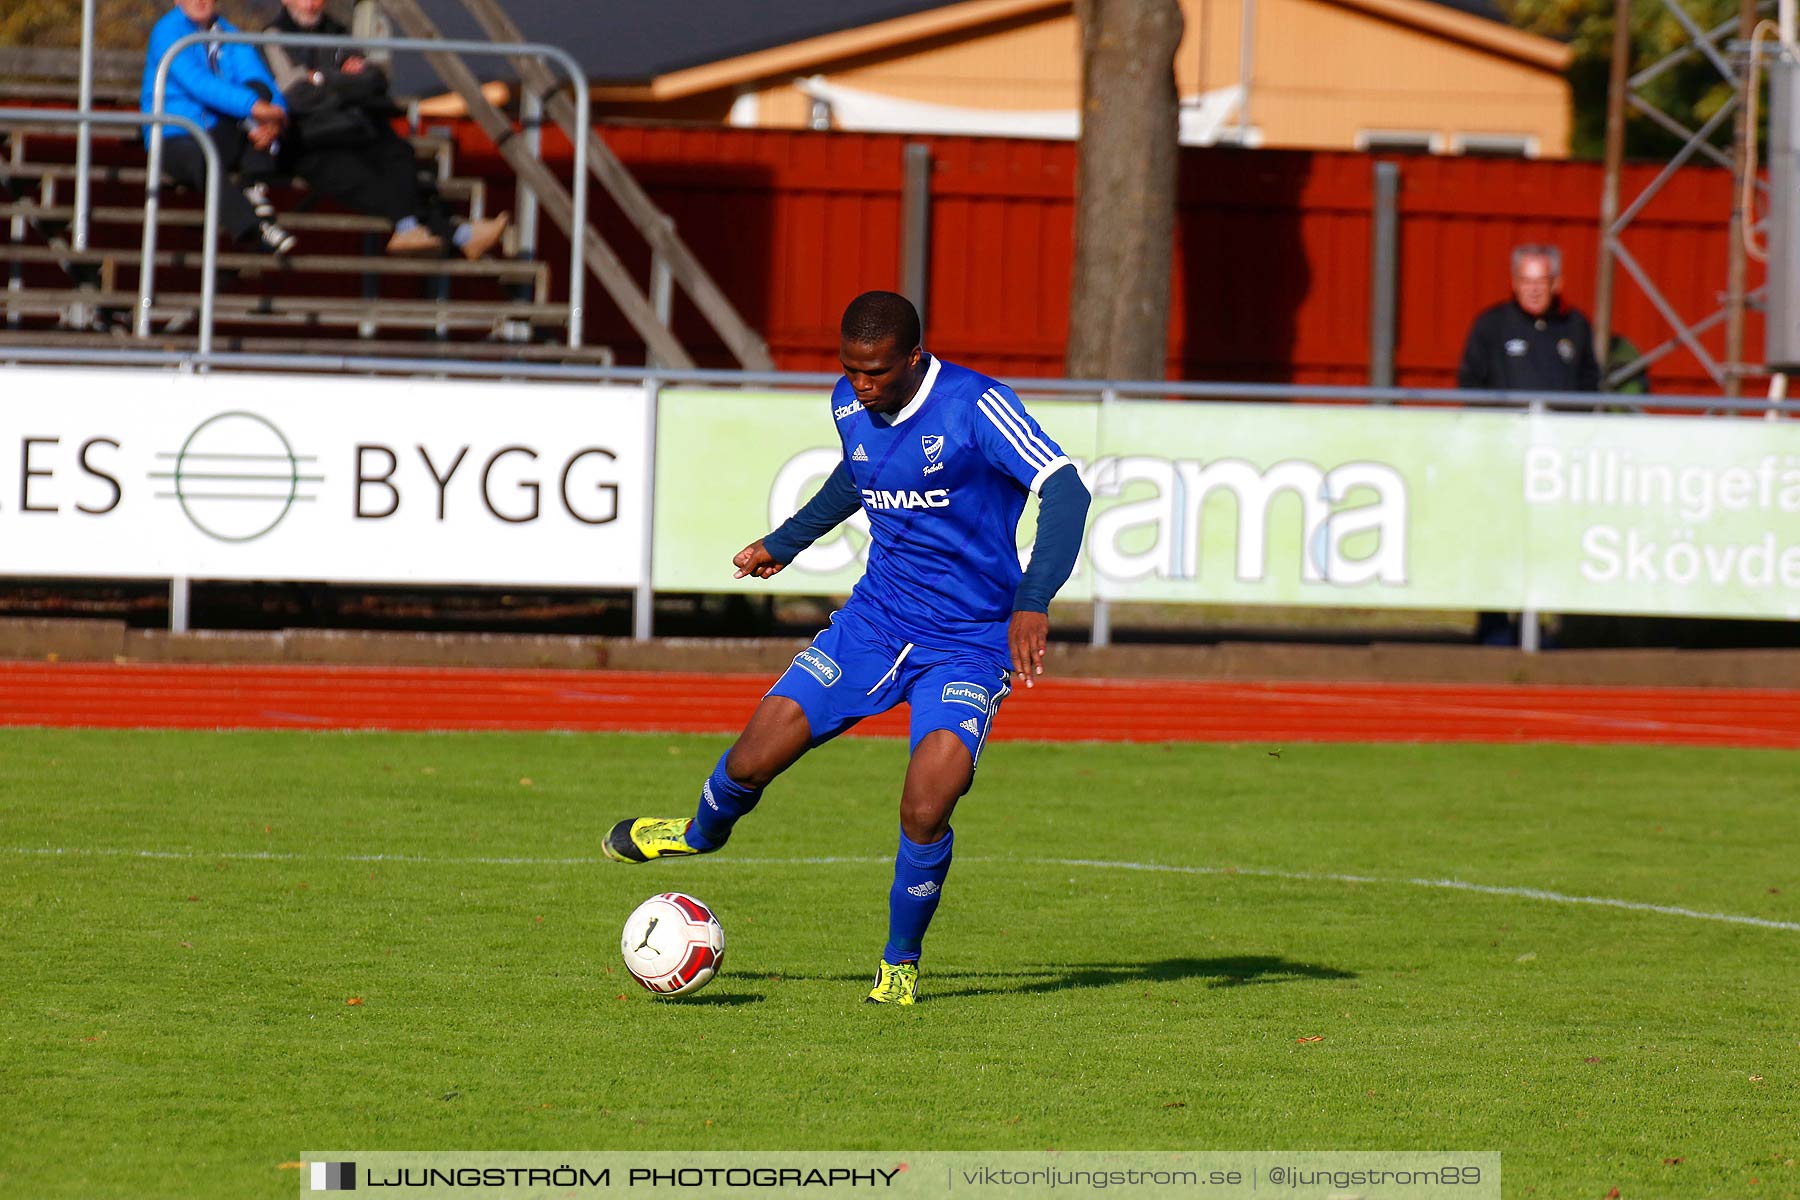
top-left (616, 0), bottom-right (1570, 157)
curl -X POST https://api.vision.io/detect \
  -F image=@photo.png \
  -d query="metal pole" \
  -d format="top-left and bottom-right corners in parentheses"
top-left (647, 216), bottom-right (675, 368)
top-left (1725, 0), bottom-right (1760, 396)
top-left (1091, 387), bottom-right (1116, 648)
top-left (568, 77), bottom-right (589, 349)
top-left (1520, 394), bottom-right (1545, 654)
top-left (1238, 0), bottom-right (1258, 142)
top-left (1368, 160), bottom-right (1399, 392)
top-left (900, 142), bottom-right (932, 334)
top-left (517, 88), bottom-right (542, 261)
top-left (74, 0), bottom-right (96, 253)
top-left (1594, 0), bottom-right (1632, 382)
top-left (170, 576), bottom-right (190, 633)
top-left (633, 378), bottom-right (661, 641)
top-left (145, 31), bottom-right (591, 349)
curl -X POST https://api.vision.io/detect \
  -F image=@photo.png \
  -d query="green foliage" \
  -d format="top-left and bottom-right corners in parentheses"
top-left (0, 0), bottom-right (283, 50)
top-left (1502, 0), bottom-right (1749, 160)
top-left (1, 729), bottom-right (1795, 1198)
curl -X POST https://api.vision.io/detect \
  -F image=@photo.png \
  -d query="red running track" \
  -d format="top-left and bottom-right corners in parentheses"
top-left (2, 661), bottom-right (1798, 747)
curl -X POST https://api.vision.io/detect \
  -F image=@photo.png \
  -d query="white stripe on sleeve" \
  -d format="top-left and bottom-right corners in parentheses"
top-left (1028, 455), bottom-right (1072, 494)
top-left (978, 394), bottom-right (1052, 470)
top-left (981, 387), bottom-right (1058, 462)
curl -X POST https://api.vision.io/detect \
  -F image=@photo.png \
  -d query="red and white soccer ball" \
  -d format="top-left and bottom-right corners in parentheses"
top-left (620, 892), bottom-right (725, 996)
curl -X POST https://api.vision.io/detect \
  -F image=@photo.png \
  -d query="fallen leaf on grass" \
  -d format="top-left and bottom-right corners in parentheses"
top-left (1515, 952), bottom-right (1538, 963)
top-left (616, 994), bottom-right (627, 1001)
top-left (1750, 1075), bottom-right (1764, 1082)
top-left (1584, 1056), bottom-right (1602, 1064)
top-left (1664, 1158), bottom-right (1685, 1165)
top-left (1604, 1189), bottom-right (1619, 1198)
top-left (519, 777), bottom-right (534, 787)
top-left (346, 997), bottom-right (364, 1006)
top-left (186, 895), bottom-right (199, 902)
top-left (278, 1162), bottom-right (302, 1171)
top-left (179, 941), bottom-right (193, 949)
top-left (1162, 1101), bottom-right (1187, 1108)
top-left (1296, 1035), bottom-right (1324, 1043)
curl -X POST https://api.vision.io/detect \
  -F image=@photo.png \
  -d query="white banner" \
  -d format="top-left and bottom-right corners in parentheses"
top-left (0, 368), bottom-right (649, 586)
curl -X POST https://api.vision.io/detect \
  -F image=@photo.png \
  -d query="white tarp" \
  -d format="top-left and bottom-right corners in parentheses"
top-left (0, 367), bottom-right (650, 586)
top-left (793, 75), bottom-right (1246, 145)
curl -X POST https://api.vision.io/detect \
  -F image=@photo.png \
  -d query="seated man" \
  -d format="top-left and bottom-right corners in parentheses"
top-left (142, 0), bottom-right (297, 255)
top-left (263, 0), bottom-right (508, 259)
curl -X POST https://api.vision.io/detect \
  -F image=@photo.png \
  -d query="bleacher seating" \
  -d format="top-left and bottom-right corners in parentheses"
top-left (0, 46), bottom-right (613, 364)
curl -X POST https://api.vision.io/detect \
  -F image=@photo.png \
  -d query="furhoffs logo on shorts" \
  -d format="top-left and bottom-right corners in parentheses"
top-left (793, 647), bottom-right (842, 687)
top-left (941, 682), bottom-right (990, 712)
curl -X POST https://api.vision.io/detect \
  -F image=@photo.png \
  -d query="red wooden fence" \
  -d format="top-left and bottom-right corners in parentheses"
top-left (421, 122), bottom-right (1754, 393)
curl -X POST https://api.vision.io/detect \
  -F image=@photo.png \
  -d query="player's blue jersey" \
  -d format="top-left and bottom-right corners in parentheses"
top-left (831, 355), bottom-right (1070, 663)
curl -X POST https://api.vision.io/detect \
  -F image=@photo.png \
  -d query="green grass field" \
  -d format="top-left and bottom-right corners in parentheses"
top-left (2, 728), bottom-right (1796, 1199)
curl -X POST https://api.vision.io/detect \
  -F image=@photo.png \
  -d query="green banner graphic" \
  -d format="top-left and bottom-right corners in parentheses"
top-left (652, 389), bottom-right (1800, 619)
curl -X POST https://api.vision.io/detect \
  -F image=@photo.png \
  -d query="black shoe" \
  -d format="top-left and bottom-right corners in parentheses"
top-left (255, 220), bottom-right (297, 256)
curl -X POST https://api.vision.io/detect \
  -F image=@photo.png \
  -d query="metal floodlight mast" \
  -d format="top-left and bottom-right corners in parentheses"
top-left (1596, 0), bottom-right (1776, 399)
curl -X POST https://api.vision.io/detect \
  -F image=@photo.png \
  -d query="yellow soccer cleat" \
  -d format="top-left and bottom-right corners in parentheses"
top-left (864, 960), bottom-right (919, 1005)
top-left (601, 817), bottom-right (707, 864)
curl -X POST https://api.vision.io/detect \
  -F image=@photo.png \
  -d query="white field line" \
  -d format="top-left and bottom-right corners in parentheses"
top-left (8, 845), bottom-right (1796, 933)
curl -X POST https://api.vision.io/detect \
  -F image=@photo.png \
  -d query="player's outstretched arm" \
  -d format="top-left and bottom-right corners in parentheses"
top-left (1008, 464), bottom-right (1091, 688)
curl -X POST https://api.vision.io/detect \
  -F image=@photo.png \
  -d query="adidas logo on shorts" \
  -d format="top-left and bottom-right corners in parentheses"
top-left (852, 444), bottom-right (868, 461)
top-left (960, 717), bottom-right (980, 734)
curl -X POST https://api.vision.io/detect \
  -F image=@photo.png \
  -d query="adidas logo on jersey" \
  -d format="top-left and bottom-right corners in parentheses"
top-left (960, 717), bottom-right (980, 734)
top-left (852, 444), bottom-right (868, 462)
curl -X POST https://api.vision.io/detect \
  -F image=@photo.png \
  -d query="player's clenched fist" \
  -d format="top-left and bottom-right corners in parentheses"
top-left (733, 539), bottom-right (786, 580)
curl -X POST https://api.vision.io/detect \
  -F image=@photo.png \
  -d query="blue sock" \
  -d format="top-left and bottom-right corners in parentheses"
top-left (883, 827), bottom-right (953, 964)
top-left (685, 751), bottom-right (761, 851)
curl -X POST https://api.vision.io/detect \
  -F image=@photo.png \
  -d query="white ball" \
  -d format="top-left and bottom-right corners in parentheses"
top-left (621, 892), bottom-right (725, 996)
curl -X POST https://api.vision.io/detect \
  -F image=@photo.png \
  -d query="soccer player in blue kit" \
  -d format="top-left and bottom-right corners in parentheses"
top-left (603, 291), bottom-right (1090, 1005)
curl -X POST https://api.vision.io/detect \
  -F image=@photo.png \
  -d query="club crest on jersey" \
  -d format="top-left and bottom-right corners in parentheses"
top-left (792, 647), bottom-right (842, 687)
top-left (941, 682), bottom-right (990, 712)
top-left (921, 433), bottom-right (946, 475)
top-left (862, 487), bottom-right (949, 510)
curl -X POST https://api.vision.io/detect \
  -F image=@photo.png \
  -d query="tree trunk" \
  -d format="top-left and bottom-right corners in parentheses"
top-left (1065, 0), bottom-right (1184, 382)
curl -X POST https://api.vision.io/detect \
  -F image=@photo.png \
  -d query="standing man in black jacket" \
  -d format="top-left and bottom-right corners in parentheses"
top-left (1457, 244), bottom-right (1600, 393)
top-left (1456, 244), bottom-right (1599, 647)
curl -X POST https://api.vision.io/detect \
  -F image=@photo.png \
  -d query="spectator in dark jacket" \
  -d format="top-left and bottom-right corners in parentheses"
top-left (262, 0), bottom-right (508, 258)
top-left (1458, 243), bottom-right (1599, 648)
top-left (1457, 244), bottom-right (1600, 392)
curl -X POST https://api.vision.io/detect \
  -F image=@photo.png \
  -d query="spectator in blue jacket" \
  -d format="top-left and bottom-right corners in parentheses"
top-left (141, 0), bottom-right (297, 254)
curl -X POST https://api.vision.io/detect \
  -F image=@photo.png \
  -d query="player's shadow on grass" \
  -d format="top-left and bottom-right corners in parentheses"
top-left (927, 955), bottom-right (1356, 998)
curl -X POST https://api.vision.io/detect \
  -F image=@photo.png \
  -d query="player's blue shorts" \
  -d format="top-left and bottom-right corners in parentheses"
top-left (767, 606), bottom-right (1012, 769)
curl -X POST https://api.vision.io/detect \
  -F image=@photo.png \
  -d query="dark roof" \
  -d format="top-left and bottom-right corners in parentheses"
top-left (1424, 0), bottom-right (1508, 24)
top-left (388, 0), bottom-right (1513, 96)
